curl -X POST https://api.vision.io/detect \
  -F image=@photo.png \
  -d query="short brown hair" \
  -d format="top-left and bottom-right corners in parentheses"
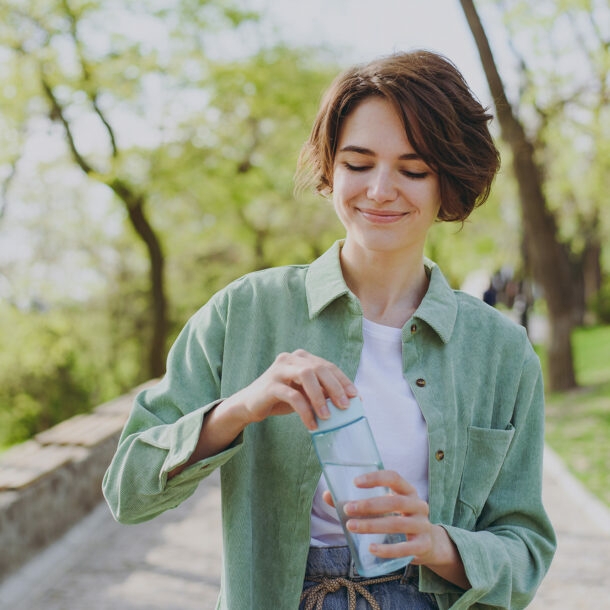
top-left (296, 50), bottom-right (500, 222)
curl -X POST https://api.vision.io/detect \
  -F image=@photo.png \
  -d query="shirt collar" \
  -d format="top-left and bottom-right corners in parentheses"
top-left (416, 259), bottom-right (458, 344)
top-left (306, 241), bottom-right (351, 316)
top-left (306, 240), bottom-right (458, 344)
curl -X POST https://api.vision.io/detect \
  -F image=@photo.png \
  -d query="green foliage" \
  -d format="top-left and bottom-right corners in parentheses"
top-left (0, 303), bottom-right (92, 447)
top-left (544, 325), bottom-right (610, 506)
top-left (572, 325), bottom-right (610, 386)
top-left (546, 379), bottom-right (610, 507)
top-left (0, 1), bottom-right (345, 446)
top-left (484, 0), bottom-right (610, 300)
top-left (0, 289), bottom-right (154, 449)
top-left (590, 280), bottom-right (610, 324)
top-left (148, 45), bottom-right (344, 323)
top-left (1, 0), bottom-right (605, 448)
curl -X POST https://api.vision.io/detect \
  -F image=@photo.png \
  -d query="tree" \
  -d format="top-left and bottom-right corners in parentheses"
top-left (459, 0), bottom-right (609, 391)
top-left (0, 0), bottom-right (347, 445)
top-left (0, 0), bottom-right (258, 378)
top-left (493, 0), bottom-right (609, 327)
top-left (135, 44), bottom-right (342, 323)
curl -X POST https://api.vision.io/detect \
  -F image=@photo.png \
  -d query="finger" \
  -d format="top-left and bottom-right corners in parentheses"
top-left (278, 351), bottom-right (330, 418)
top-left (343, 494), bottom-right (429, 519)
top-left (346, 515), bottom-right (410, 536)
top-left (269, 383), bottom-right (318, 430)
top-left (319, 361), bottom-right (359, 406)
top-left (314, 366), bottom-right (358, 410)
top-left (322, 490), bottom-right (335, 507)
top-left (267, 352), bottom-right (327, 423)
top-left (289, 354), bottom-right (355, 420)
top-left (344, 496), bottom-right (403, 517)
top-left (346, 513), bottom-right (425, 535)
top-left (368, 538), bottom-right (430, 562)
top-left (296, 366), bottom-right (331, 417)
top-left (354, 469), bottom-right (417, 496)
top-left (367, 526), bottom-right (435, 563)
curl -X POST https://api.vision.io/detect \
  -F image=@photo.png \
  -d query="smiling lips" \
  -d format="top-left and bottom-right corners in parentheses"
top-left (358, 208), bottom-right (409, 224)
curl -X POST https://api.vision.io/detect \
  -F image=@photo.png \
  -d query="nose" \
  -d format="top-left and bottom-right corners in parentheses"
top-left (366, 167), bottom-right (398, 203)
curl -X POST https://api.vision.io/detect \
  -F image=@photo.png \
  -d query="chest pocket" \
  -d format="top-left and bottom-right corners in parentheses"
top-left (455, 424), bottom-right (515, 530)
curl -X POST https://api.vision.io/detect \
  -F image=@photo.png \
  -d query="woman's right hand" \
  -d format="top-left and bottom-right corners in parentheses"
top-left (170, 350), bottom-right (357, 478)
top-left (226, 349), bottom-right (358, 431)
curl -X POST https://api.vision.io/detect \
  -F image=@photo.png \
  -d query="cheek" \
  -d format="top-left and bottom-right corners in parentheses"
top-left (331, 196), bottom-right (348, 227)
top-left (331, 170), bottom-right (346, 196)
top-left (416, 181), bottom-right (442, 216)
top-left (332, 170), bottom-right (361, 202)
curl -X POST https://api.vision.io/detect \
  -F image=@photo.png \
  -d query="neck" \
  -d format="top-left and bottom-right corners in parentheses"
top-left (340, 241), bottom-right (429, 328)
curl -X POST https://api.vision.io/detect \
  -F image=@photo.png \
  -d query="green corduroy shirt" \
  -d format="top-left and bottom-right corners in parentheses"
top-left (103, 241), bottom-right (556, 609)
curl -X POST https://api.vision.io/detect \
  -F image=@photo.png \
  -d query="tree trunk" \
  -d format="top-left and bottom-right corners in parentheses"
top-left (571, 255), bottom-right (586, 327)
top-left (459, 0), bottom-right (577, 391)
top-left (574, 236), bottom-right (602, 325)
top-left (584, 241), bottom-right (602, 309)
top-left (111, 180), bottom-right (167, 379)
top-left (40, 72), bottom-right (169, 381)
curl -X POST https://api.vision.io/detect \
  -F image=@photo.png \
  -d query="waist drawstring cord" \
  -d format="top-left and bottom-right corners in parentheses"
top-left (300, 573), bottom-right (403, 610)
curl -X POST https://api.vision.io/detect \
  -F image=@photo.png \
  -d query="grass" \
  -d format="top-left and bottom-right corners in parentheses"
top-left (542, 325), bottom-right (610, 507)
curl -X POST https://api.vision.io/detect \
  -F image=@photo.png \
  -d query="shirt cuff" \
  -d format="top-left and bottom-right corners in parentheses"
top-left (136, 399), bottom-right (243, 489)
top-left (166, 433), bottom-right (244, 488)
top-left (419, 525), bottom-right (511, 609)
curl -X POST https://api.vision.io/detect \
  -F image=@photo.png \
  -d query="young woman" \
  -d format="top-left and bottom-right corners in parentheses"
top-left (103, 50), bottom-right (556, 609)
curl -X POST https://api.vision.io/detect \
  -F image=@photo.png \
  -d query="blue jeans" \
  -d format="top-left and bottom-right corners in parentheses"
top-left (300, 546), bottom-right (439, 609)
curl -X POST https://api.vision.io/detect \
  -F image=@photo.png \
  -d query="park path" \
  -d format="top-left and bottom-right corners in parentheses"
top-left (1, 447), bottom-right (610, 610)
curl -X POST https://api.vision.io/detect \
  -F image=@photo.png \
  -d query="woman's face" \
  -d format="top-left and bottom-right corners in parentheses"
top-left (332, 96), bottom-right (441, 259)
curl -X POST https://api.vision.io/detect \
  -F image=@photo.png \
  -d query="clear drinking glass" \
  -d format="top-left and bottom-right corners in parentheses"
top-left (310, 397), bottom-right (412, 577)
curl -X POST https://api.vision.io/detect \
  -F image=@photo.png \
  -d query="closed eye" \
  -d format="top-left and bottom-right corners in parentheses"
top-left (344, 162), bottom-right (372, 172)
top-left (343, 162), bottom-right (429, 179)
top-left (401, 170), bottom-right (429, 179)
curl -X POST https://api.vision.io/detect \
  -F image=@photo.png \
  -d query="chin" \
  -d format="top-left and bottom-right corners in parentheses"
top-left (357, 237), bottom-right (407, 255)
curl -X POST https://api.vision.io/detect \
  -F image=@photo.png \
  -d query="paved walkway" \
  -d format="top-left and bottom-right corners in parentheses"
top-left (1, 447), bottom-right (609, 610)
top-left (528, 448), bottom-right (610, 609)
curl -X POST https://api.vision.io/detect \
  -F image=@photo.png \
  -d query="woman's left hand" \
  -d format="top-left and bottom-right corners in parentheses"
top-left (323, 469), bottom-right (470, 589)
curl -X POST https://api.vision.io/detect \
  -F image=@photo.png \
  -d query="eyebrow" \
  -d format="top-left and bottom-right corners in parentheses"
top-left (337, 145), bottom-right (421, 161)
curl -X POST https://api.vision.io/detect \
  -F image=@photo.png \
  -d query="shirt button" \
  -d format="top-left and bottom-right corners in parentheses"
top-left (435, 450), bottom-right (445, 461)
top-left (410, 324), bottom-right (417, 333)
top-left (416, 378), bottom-right (426, 387)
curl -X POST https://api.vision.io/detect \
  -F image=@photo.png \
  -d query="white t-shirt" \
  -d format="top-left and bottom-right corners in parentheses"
top-left (310, 317), bottom-right (430, 546)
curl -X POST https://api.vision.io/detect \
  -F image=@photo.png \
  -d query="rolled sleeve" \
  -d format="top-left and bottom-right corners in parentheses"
top-left (102, 295), bottom-right (237, 524)
top-left (103, 400), bottom-right (243, 524)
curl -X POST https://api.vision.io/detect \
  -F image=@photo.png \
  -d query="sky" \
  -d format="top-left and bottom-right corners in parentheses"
top-left (248, 0), bottom-right (497, 106)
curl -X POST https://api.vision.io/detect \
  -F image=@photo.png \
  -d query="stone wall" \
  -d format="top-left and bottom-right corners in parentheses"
top-left (0, 380), bottom-right (155, 581)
